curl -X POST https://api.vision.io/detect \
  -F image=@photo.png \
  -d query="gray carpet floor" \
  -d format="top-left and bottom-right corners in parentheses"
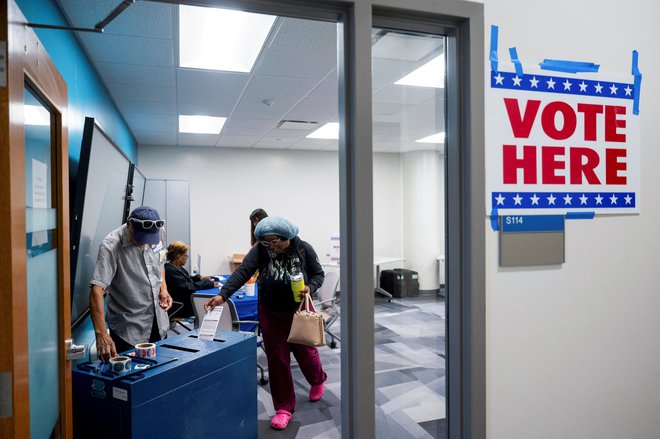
top-left (255, 294), bottom-right (446, 439)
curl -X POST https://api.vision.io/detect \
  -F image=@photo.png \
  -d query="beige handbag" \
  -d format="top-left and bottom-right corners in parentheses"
top-left (287, 293), bottom-right (326, 347)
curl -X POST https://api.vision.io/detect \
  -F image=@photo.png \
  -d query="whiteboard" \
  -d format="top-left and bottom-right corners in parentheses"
top-left (70, 118), bottom-right (131, 327)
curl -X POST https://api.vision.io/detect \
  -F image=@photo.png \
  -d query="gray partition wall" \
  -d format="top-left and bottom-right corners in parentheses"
top-left (142, 179), bottom-right (191, 270)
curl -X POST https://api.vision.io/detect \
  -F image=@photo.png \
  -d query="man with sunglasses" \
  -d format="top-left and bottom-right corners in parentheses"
top-left (89, 206), bottom-right (173, 362)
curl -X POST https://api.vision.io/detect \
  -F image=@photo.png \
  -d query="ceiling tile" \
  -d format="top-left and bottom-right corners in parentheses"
top-left (79, 33), bottom-right (174, 66)
top-left (177, 133), bottom-right (219, 147)
top-left (58, 0), bottom-right (174, 38)
top-left (113, 98), bottom-right (177, 115)
top-left (96, 62), bottom-right (174, 88)
top-left (217, 134), bottom-right (261, 148)
top-left (267, 18), bottom-right (337, 54)
top-left (132, 130), bottom-right (177, 146)
top-left (123, 112), bottom-right (177, 132)
top-left (108, 83), bottom-right (175, 103)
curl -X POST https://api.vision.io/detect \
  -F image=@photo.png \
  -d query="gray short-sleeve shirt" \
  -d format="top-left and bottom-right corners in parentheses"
top-left (91, 224), bottom-right (169, 346)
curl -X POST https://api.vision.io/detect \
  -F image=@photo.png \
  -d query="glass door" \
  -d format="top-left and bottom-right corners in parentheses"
top-left (371, 28), bottom-right (447, 438)
top-left (24, 85), bottom-right (62, 439)
top-left (4, 2), bottom-right (72, 436)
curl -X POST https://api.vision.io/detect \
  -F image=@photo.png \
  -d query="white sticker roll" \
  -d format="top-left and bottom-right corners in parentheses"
top-left (109, 356), bottom-right (131, 373)
top-left (135, 342), bottom-right (156, 358)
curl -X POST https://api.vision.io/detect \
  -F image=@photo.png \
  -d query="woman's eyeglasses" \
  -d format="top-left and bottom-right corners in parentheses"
top-left (129, 218), bottom-right (165, 230)
top-left (261, 238), bottom-right (282, 247)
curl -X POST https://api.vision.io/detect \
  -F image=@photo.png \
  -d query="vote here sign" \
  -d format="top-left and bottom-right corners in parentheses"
top-left (486, 68), bottom-right (640, 215)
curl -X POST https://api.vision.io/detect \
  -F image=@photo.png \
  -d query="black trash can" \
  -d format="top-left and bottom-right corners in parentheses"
top-left (379, 268), bottom-right (419, 298)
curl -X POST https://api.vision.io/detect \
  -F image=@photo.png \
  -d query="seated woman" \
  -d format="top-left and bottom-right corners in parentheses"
top-left (165, 241), bottom-right (218, 317)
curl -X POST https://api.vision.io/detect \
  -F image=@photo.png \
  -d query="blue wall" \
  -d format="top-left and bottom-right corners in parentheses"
top-left (16, 0), bottom-right (137, 170)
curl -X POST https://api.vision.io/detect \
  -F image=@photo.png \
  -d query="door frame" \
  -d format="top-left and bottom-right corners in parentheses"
top-left (0, 0), bottom-right (72, 437)
top-left (149, 0), bottom-right (485, 437)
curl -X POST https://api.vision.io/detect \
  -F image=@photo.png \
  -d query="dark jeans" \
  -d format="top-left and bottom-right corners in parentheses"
top-left (110, 316), bottom-right (162, 355)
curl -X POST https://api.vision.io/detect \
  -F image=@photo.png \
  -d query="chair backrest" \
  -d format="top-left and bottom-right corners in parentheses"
top-left (316, 270), bottom-right (340, 303)
top-left (168, 300), bottom-right (184, 318)
top-left (191, 292), bottom-right (234, 332)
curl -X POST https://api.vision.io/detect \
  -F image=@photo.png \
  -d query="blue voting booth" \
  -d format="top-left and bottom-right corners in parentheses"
top-left (72, 331), bottom-right (256, 438)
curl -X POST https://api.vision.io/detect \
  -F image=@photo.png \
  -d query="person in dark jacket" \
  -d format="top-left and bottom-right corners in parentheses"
top-left (205, 216), bottom-right (326, 431)
top-left (165, 241), bottom-right (218, 317)
top-left (249, 208), bottom-right (268, 246)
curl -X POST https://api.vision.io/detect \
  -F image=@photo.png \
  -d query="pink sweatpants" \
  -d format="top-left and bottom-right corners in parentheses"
top-left (258, 302), bottom-right (327, 413)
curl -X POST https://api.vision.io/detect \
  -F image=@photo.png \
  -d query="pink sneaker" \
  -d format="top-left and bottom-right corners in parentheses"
top-left (309, 383), bottom-right (324, 401)
top-left (271, 410), bottom-right (292, 430)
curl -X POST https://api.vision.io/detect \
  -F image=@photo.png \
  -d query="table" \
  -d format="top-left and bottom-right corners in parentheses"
top-left (321, 257), bottom-right (405, 301)
top-left (197, 275), bottom-right (258, 332)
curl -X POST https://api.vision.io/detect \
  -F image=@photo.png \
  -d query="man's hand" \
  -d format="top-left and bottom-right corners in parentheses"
top-left (159, 290), bottom-right (173, 311)
top-left (96, 331), bottom-right (117, 363)
top-left (200, 275), bottom-right (212, 281)
top-left (204, 295), bottom-right (224, 311)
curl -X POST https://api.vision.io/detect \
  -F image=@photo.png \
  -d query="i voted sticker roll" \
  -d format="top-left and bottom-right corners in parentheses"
top-left (135, 342), bottom-right (156, 358)
top-left (109, 356), bottom-right (131, 373)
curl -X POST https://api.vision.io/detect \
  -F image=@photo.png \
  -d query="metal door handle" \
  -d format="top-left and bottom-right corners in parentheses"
top-left (65, 338), bottom-right (88, 360)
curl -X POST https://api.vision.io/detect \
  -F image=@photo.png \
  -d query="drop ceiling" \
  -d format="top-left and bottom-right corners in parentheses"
top-left (55, 0), bottom-right (446, 152)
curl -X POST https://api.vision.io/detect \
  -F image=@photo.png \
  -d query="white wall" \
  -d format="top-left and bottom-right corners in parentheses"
top-left (402, 150), bottom-right (445, 290)
top-left (484, 1), bottom-right (660, 438)
top-left (137, 146), bottom-right (406, 276)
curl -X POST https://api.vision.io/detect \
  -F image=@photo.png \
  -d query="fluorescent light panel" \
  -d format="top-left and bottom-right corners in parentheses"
top-left (179, 115), bottom-right (227, 134)
top-left (179, 5), bottom-right (276, 72)
top-left (306, 122), bottom-right (339, 139)
top-left (415, 131), bottom-right (445, 143)
top-left (24, 105), bottom-right (50, 126)
top-left (395, 55), bottom-right (445, 88)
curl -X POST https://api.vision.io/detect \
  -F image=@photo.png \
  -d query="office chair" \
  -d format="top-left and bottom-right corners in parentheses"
top-left (168, 300), bottom-right (192, 335)
top-left (191, 292), bottom-right (268, 385)
top-left (313, 270), bottom-right (341, 348)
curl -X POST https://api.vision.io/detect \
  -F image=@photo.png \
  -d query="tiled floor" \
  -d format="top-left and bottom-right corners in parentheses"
top-left (255, 294), bottom-right (446, 439)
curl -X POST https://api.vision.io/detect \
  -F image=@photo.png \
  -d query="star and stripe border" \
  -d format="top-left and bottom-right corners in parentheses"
top-left (491, 71), bottom-right (635, 100)
top-left (491, 191), bottom-right (636, 209)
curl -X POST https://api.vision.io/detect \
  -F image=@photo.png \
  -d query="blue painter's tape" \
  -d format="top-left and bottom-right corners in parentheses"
top-left (501, 215), bottom-right (565, 233)
top-left (509, 47), bottom-right (523, 76)
top-left (490, 208), bottom-right (499, 231)
top-left (631, 50), bottom-right (642, 115)
top-left (538, 59), bottom-right (600, 74)
top-left (565, 211), bottom-right (595, 220)
top-left (490, 25), bottom-right (499, 72)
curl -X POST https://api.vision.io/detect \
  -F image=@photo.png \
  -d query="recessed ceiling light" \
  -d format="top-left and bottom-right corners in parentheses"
top-left (415, 131), bottom-right (445, 143)
top-left (306, 122), bottom-right (339, 139)
top-left (395, 55), bottom-right (445, 88)
top-left (179, 115), bottom-right (227, 134)
top-left (24, 105), bottom-right (50, 126)
top-left (179, 5), bottom-right (276, 72)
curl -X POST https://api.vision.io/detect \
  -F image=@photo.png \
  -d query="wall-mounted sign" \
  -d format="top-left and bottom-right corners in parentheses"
top-left (486, 40), bottom-right (641, 216)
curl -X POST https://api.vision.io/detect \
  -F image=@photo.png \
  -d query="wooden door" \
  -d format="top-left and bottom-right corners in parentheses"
top-left (0, 0), bottom-right (71, 437)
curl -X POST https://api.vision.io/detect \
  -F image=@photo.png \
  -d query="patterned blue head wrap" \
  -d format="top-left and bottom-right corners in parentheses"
top-left (254, 216), bottom-right (299, 240)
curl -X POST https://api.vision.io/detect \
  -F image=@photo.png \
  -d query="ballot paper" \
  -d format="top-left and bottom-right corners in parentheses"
top-left (198, 305), bottom-right (223, 340)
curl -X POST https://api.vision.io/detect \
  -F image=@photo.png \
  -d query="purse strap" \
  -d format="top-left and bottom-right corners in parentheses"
top-left (296, 293), bottom-right (317, 314)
